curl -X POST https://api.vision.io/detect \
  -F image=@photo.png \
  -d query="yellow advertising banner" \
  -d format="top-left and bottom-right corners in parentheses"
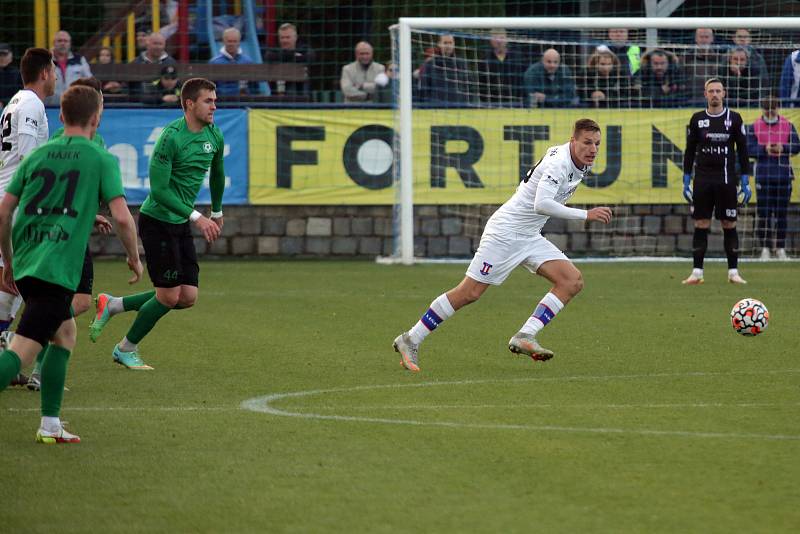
top-left (248, 108), bottom-right (800, 205)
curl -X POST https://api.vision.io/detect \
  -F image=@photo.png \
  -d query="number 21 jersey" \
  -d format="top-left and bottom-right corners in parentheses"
top-left (6, 136), bottom-right (125, 291)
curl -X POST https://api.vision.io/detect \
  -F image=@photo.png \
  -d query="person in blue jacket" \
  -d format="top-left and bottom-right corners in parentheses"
top-left (209, 27), bottom-right (264, 97)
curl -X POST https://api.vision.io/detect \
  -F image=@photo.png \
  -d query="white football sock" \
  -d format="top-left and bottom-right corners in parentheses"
top-left (519, 292), bottom-right (565, 337)
top-left (118, 337), bottom-right (137, 352)
top-left (408, 293), bottom-right (456, 345)
top-left (41, 416), bottom-right (61, 432)
top-left (108, 297), bottom-right (124, 315)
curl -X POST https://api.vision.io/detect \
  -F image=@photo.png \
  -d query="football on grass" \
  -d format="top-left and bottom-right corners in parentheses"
top-left (730, 298), bottom-right (769, 336)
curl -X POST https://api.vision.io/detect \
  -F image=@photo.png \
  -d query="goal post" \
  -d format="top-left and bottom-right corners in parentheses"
top-left (390, 17), bottom-right (800, 265)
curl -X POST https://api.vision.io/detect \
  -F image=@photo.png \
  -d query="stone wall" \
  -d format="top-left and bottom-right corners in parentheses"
top-left (89, 205), bottom-right (799, 258)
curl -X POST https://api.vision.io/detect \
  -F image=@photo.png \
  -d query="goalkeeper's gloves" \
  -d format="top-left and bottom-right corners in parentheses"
top-left (740, 174), bottom-right (752, 205)
top-left (682, 174), bottom-right (693, 203)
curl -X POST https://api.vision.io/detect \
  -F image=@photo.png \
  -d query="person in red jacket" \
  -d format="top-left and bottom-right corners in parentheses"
top-left (747, 96), bottom-right (800, 260)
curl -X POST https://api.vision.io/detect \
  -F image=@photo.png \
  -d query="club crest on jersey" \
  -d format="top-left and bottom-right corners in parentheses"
top-left (724, 119), bottom-right (732, 129)
top-left (479, 262), bottom-right (493, 276)
top-left (203, 142), bottom-right (213, 153)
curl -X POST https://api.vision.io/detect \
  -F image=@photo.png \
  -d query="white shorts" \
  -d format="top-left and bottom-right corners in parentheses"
top-left (466, 232), bottom-right (568, 285)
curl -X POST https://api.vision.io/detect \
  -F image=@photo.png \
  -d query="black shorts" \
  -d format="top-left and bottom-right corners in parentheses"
top-left (75, 247), bottom-right (93, 295)
top-left (139, 212), bottom-right (199, 288)
top-left (15, 277), bottom-right (74, 346)
top-left (692, 180), bottom-right (738, 221)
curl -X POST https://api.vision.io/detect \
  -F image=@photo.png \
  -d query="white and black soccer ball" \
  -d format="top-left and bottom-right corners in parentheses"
top-left (730, 298), bottom-right (769, 336)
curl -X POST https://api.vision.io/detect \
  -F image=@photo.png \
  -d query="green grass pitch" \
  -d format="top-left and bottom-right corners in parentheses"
top-left (2, 260), bottom-right (798, 532)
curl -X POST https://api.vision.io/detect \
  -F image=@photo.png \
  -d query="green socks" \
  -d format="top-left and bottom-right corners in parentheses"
top-left (125, 296), bottom-right (171, 345)
top-left (40, 344), bottom-right (71, 417)
top-left (0, 349), bottom-right (21, 391)
top-left (123, 290), bottom-right (156, 312)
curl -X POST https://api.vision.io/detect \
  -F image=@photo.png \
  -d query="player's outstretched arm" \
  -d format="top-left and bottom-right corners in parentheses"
top-left (108, 197), bottom-right (143, 284)
top-left (586, 207), bottom-right (613, 224)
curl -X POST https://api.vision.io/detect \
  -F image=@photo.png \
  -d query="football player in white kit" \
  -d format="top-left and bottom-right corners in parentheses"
top-left (0, 48), bottom-right (56, 385)
top-left (393, 119), bottom-right (613, 372)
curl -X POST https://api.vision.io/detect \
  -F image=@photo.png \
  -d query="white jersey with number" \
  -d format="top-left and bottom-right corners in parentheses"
top-left (484, 142), bottom-right (590, 237)
top-left (0, 89), bottom-right (49, 193)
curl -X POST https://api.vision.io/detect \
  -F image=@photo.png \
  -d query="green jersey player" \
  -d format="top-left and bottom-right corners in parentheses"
top-left (0, 85), bottom-right (143, 443)
top-left (88, 78), bottom-right (225, 370)
top-left (22, 76), bottom-right (117, 392)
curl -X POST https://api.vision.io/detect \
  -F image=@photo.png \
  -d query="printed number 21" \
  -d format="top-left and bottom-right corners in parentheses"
top-left (25, 169), bottom-right (80, 217)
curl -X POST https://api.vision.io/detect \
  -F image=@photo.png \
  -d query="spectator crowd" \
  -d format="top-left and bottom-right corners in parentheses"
top-left (1, 26), bottom-right (800, 110)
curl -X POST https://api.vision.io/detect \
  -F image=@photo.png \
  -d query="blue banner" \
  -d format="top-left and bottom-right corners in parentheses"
top-left (45, 108), bottom-right (249, 205)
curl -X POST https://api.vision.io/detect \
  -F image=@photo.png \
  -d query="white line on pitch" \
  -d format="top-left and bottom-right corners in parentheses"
top-left (241, 369), bottom-right (800, 441)
top-left (310, 402), bottom-right (800, 410)
top-left (3, 406), bottom-right (237, 413)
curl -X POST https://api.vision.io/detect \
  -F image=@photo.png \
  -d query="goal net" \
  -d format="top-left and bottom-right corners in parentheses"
top-left (388, 17), bottom-right (800, 264)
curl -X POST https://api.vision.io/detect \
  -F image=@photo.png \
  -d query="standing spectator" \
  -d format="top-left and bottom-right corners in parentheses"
top-left (135, 28), bottom-right (150, 56)
top-left (731, 29), bottom-right (768, 85)
top-left (340, 41), bottom-right (385, 103)
top-left (419, 34), bottom-right (476, 105)
top-left (131, 33), bottom-right (176, 98)
top-left (747, 96), bottom-right (800, 260)
top-left (778, 49), bottom-right (800, 107)
top-left (375, 62), bottom-right (397, 104)
top-left (580, 49), bottom-right (632, 108)
top-left (209, 28), bottom-right (263, 97)
top-left (264, 23), bottom-right (314, 96)
top-left (143, 65), bottom-right (181, 106)
top-left (96, 46), bottom-right (123, 95)
top-left (682, 28), bottom-right (723, 104)
top-left (723, 47), bottom-right (764, 108)
top-left (635, 49), bottom-right (684, 108)
top-left (479, 29), bottom-right (526, 107)
top-left (0, 43), bottom-right (22, 110)
top-left (604, 28), bottom-right (642, 76)
top-left (46, 31), bottom-right (92, 105)
top-left (523, 48), bottom-right (578, 108)
top-left (132, 32), bottom-right (176, 66)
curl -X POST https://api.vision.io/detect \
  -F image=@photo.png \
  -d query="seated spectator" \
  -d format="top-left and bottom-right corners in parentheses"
top-left (479, 29), bottom-right (526, 107)
top-left (723, 47), bottom-right (764, 108)
top-left (747, 96), bottom-right (800, 259)
top-left (682, 28), bottom-right (723, 103)
top-left (0, 43), bottom-right (22, 109)
top-left (46, 30), bottom-right (92, 105)
top-left (603, 28), bottom-right (642, 76)
top-left (731, 29), bottom-right (768, 84)
top-left (210, 27), bottom-right (263, 97)
top-left (96, 46), bottom-right (124, 94)
top-left (580, 49), bottom-right (633, 108)
top-left (264, 23), bottom-right (314, 95)
top-left (143, 65), bottom-right (181, 106)
top-left (375, 62), bottom-right (397, 104)
top-left (635, 49), bottom-right (684, 108)
top-left (778, 49), bottom-right (800, 107)
top-left (340, 41), bottom-right (385, 103)
top-left (131, 32), bottom-right (176, 98)
top-left (419, 34), bottom-right (476, 105)
top-left (523, 48), bottom-right (578, 108)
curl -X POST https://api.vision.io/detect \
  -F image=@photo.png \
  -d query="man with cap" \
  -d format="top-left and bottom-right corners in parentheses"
top-left (0, 44), bottom-right (23, 110)
top-left (144, 65), bottom-right (181, 106)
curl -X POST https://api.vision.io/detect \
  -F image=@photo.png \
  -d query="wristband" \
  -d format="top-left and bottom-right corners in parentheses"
top-left (189, 210), bottom-right (202, 222)
top-left (210, 210), bottom-right (223, 218)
